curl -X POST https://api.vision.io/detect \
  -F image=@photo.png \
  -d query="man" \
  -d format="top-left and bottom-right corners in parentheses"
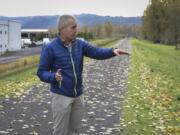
top-left (37, 15), bottom-right (129, 135)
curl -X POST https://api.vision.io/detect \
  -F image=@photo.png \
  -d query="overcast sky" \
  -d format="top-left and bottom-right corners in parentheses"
top-left (0, 0), bottom-right (149, 17)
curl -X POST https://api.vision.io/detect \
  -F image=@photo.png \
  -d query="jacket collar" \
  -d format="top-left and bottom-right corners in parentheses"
top-left (56, 36), bottom-right (76, 46)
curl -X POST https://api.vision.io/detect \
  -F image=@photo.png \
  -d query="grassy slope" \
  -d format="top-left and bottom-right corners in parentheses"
top-left (0, 68), bottom-right (39, 97)
top-left (0, 56), bottom-right (40, 79)
top-left (0, 39), bottom-right (121, 97)
top-left (123, 38), bottom-right (180, 135)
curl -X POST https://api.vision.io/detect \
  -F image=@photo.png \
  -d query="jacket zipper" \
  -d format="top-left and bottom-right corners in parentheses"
top-left (68, 48), bottom-right (77, 97)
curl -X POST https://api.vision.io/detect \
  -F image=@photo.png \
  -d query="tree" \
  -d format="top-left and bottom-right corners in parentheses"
top-left (96, 23), bottom-right (104, 38)
top-left (104, 21), bottom-right (114, 37)
top-left (80, 24), bottom-right (91, 34)
top-left (142, 0), bottom-right (165, 43)
top-left (49, 28), bottom-right (58, 39)
top-left (114, 24), bottom-right (122, 38)
top-left (165, 0), bottom-right (180, 47)
top-left (142, 0), bottom-right (180, 46)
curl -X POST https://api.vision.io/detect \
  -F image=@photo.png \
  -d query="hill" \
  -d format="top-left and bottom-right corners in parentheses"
top-left (0, 14), bottom-right (141, 29)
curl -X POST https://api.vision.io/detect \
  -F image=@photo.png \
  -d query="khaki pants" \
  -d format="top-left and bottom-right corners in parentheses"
top-left (51, 92), bottom-right (84, 135)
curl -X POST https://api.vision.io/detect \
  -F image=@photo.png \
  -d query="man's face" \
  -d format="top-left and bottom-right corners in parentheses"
top-left (61, 19), bottom-right (78, 41)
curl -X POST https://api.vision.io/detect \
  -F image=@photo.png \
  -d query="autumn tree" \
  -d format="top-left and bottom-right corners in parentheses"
top-left (96, 23), bottom-right (104, 39)
top-left (92, 24), bottom-right (98, 39)
top-left (80, 24), bottom-right (91, 34)
top-left (142, 0), bottom-right (180, 47)
top-left (48, 28), bottom-right (58, 39)
top-left (164, 0), bottom-right (180, 47)
top-left (104, 21), bottom-right (114, 37)
top-left (142, 0), bottom-right (165, 43)
top-left (78, 24), bottom-right (94, 40)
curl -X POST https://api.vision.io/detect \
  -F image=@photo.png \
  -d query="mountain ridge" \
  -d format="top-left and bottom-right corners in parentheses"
top-left (0, 13), bottom-right (142, 29)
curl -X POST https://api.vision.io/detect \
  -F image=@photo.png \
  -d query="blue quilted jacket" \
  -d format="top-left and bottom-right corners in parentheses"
top-left (37, 36), bottom-right (115, 97)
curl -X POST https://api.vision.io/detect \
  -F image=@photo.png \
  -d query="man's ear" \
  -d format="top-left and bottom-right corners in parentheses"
top-left (60, 26), bottom-right (65, 32)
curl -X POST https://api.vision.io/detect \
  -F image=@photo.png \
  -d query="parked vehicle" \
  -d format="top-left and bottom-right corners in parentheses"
top-left (21, 38), bottom-right (32, 48)
top-left (76, 37), bottom-right (85, 41)
top-left (43, 38), bottom-right (50, 45)
top-left (28, 41), bottom-right (37, 47)
top-left (35, 40), bottom-right (44, 46)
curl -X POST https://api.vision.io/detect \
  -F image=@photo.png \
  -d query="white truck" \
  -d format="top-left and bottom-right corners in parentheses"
top-left (21, 38), bottom-right (32, 48)
top-left (43, 38), bottom-right (50, 45)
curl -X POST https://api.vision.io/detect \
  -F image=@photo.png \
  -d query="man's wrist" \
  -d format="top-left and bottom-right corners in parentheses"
top-left (111, 48), bottom-right (118, 56)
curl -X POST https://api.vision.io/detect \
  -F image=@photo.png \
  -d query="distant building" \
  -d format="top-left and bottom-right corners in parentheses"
top-left (21, 29), bottom-right (49, 40)
top-left (0, 20), bottom-right (21, 55)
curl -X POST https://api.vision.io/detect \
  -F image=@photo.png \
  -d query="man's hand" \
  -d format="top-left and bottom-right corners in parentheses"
top-left (55, 69), bottom-right (63, 82)
top-left (113, 48), bottom-right (130, 56)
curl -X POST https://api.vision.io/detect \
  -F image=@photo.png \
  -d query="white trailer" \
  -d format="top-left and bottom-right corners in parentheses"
top-left (0, 20), bottom-right (21, 55)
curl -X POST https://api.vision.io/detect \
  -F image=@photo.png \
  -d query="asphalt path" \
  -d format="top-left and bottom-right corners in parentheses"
top-left (0, 38), bottom-right (131, 135)
top-left (0, 46), bottom-right (42, 65)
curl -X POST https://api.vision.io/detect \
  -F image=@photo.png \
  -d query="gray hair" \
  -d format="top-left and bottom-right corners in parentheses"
top-left (57, 15), bottom-right (76, 33)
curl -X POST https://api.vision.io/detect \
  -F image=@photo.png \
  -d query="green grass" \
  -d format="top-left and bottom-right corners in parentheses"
top-left (0, 55), bottom-right (40, 79)
top-left (89, 38), bottom-right (117, 47)
top-left (0, 67), bottom-right (39, 98)
top-left (89, 38), bottom-right (112, 44)
top-left (123, 38), bottom-right (180, 135)
top-left (102, 39), bottom-right (121, 48)
top-left (0, 38), bottom-right (121, 98)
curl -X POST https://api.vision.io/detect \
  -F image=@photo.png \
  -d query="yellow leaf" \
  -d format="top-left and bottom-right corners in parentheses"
top-left (36, 95), bottom-right (40, 98)
top-left (35, 123), bottom-right (41, 127)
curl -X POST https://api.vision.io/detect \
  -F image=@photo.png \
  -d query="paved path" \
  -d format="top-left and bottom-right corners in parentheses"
top-left (0, 38), bottom-right (131, 135)
top-left (0, 46), bottom-right (42, 64)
